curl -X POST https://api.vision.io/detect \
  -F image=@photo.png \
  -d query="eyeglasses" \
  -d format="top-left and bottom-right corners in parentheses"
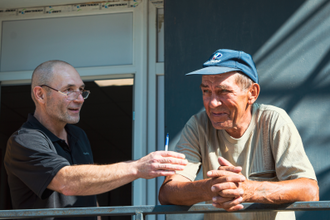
top-left (39, 85), bottom-right (90, 100)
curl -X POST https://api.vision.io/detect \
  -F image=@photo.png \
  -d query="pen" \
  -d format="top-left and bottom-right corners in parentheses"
top-left (165, 133), bottom-right (169, 151)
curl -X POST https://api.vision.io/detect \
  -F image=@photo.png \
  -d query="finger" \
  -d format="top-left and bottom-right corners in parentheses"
top-left (159, 157), bottom-right (188, 165)
top-left (212, 197), bottom-right (244, 211)
top-left (222, 197), bottom-right (244, 211)
top-left (159, 151), bottom-right (186, 159)
top-left (211, 175), bottom-right (245, 185)
top-left (218, 188), bottom-right (244, 198)
top-left (143, 170), bottom-right (178, 179)
top-left (211, 182), bottom-right (238, 193)
top-left (218, 157), bottom-right (233, 166)
top-left (157, 164), bottom-right (186, 171)
top-left (212, 196), bottom-right (234, 205)
top-left (207, 170), bottom-right (245, 181)
top-left (150, 170), bottom-right (177, 178)
top-left (226, 204), bottom-right (244, 212)
top-left (217, 165), bottom-right (242, 173)
top-left (217, 157), bottom-right (242, 174)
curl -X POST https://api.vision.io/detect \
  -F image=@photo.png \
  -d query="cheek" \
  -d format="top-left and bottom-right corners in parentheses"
top-left (202, 96), bottom-right (208, 104)
top-left (203, 97), bottom-right (211, 110)
top-left (48, 100), bottom-right (68, 111)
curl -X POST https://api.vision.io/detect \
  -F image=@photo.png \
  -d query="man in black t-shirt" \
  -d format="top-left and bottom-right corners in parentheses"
top-left (4, 60), bottom-right (187, 220)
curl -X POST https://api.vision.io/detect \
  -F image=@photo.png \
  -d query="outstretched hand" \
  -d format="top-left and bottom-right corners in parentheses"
top-left (206, 157), bottom-right (246, 211)
top-left (135, 151), bottom-right (188, 179)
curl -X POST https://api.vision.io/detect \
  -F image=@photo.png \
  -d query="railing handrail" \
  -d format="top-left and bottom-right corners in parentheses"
top-left (1, 201), bottom-right (330, 219)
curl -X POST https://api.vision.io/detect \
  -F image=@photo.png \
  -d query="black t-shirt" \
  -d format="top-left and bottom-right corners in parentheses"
top-left (4, 114), bottom-right (97, 220)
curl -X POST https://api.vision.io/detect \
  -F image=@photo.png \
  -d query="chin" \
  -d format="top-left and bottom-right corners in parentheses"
top-left (212, 122), bottom-right (232, 130)
top-left (66, 117), bottom-right (80, 124)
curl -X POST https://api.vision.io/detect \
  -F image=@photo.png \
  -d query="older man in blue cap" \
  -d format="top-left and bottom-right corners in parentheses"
top-left (159, 49), bottom-right (319, 220)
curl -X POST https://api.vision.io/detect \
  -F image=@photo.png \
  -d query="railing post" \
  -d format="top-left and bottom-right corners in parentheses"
top-left (135, 212), bottom-right (144, 220)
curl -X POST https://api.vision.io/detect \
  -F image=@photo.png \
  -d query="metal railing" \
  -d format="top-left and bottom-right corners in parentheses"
top-left (1, 202), bottom-right (330, 219)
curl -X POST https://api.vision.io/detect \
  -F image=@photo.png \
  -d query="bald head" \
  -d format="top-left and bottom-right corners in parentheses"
top-left (31, 60), bottom-right (72, 103)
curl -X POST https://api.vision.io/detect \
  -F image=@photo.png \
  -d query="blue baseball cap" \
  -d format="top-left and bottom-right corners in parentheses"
top-left (186, 49), bottom-right (258, 83)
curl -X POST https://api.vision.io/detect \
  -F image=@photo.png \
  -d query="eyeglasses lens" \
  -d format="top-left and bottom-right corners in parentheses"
top-left (82, 91), bottom-right (90, 99)
top-left (66, 91), bottom-right (90, 100)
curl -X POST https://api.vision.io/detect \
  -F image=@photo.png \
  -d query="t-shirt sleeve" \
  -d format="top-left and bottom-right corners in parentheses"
top-left (5, 129), bottom-right (70, 199)
top-left (271, 113), bottom-right (317, 181)
top-left (175, 115), bottom-right (202, 181)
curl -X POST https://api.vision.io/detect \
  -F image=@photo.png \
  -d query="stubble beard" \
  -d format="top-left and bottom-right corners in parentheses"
top-left (48, 102), bottom-right (81, 125)
top-left (61, 107), bottom-right (81, 124)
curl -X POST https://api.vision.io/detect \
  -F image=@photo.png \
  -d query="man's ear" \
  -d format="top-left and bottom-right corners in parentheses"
top-left (33, 86), bottom-right (46, 104)
top-left (248, 83), bottom-right (260, 105)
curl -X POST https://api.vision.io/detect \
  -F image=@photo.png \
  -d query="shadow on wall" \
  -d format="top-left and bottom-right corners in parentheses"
top-left (254, 3), bottom-right (330, 217)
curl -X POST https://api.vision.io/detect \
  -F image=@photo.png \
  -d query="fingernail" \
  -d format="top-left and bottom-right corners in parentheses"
top-left (207, 171), bottom-right (212, 176)
top-left (240, 189), bottom-right (244, 195)
top-left (211, 186), bottom-right (215, 191)
top-left (241, 177), bottom-right (245, 181)
top-left (212, 197), bottom-right (216, 202)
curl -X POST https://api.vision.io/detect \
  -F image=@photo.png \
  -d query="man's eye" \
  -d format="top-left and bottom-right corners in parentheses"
top-left (65, 88), bottom-right (73, 93)
top-left (202, 90), bottom-right (211, 94)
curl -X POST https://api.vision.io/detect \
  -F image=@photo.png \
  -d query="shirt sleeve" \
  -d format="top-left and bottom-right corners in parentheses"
top-left (175, 115), bottom-right (203, 181)
top-left (271, 113), bottom-right (317, 181)
top-left (5, 129), bottom-right (70, 199)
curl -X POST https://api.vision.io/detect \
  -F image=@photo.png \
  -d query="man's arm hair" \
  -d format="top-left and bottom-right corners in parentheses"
top-left (160, 157), bottom-right (319, 212)
top-left (239, 178), bottom-right (319, 204)
top-left (159, 174), bottom-right (213, 205)
top-left (48, 151), bottom-right (187, 196)
top-left (48, 162), bottom-right (138, 196)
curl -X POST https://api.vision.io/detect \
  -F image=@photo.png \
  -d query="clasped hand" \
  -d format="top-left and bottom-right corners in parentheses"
top-left (207, 157), bottom-right (246, 211)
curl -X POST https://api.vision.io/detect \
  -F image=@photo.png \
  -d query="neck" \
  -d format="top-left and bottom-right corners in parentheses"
top-left (34, 108), bottom-right (67, 140)
top-left (225, 106), bottom-right (253, 138)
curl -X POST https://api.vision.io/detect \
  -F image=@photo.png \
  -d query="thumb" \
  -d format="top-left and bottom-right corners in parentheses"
top-left (218, 157), bottom-right (242, 174)
top-left (218, 156), bottom-right (233, 166)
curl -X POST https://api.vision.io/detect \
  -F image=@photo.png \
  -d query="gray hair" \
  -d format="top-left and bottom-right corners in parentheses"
top-left (235, 72), bottom-right (253, 91)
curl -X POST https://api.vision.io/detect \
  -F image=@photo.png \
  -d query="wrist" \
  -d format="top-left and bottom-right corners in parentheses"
top-left (241, 179), bottom-right (257, 202)
top-left (206, 178), bottom-right (217, 200)
top-left (126, 160), bottom-right (140, 179)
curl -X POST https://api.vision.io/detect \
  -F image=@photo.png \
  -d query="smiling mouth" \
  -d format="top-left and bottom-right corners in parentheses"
top-left (212, 112), bottom-right (227, 116)
top-left (68, 108), bottom-right (80, 112)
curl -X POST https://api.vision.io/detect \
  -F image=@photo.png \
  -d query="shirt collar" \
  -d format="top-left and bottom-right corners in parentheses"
top-left (23, 113), bottom-right (78, 143)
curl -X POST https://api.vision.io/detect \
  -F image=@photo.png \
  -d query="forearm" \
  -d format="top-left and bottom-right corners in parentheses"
top-left (49, 151), bottom-right (187, 196)
top-left (49, 161), bottom-right (138, 196)
top-left (242, 178), bottom-right (319, 204)
top-left (159, 175), bottom-right (213, 205)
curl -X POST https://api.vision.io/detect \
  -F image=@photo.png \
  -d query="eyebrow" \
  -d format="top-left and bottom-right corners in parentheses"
top-left (64, 84), bottom-right (85, 89)
top-left (200, 83), bottom-right (209, 88)
top-left (215, 85), bottom-right (230, 90)
top-left (200, 83), bottom-right (231, 90)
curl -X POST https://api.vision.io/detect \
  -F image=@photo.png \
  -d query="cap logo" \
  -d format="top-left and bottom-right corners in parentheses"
top-left (209, 52), bottom-right (222, 63)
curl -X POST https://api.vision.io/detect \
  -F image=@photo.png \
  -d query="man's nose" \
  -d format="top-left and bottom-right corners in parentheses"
top-left (210, 96), bottom-right (221, 107)
top-left (73, 93), bottom-right (85, 103)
